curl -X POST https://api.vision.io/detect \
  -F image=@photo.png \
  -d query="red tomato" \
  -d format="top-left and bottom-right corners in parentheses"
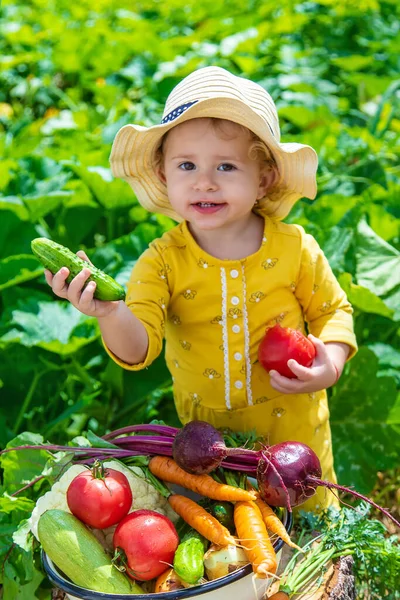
top-left (258, 324), bottom-right (316, 379)
top-left (67, 467), bottom-right (132, 529)
top-left (113, 510), bottom-right (179, 581)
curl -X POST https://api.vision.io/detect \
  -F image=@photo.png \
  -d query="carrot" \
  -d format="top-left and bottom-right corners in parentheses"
top-left (254, 496), bottom-right (302, 552)
top-left (267, 593), bottom-right (290, 599)
top-left (247, 482), bottom-right (302, 552)
top-left (168, 494), bottom-right (236, 547)
top-left (148, 456), bottom-right (256, 502)
top-left (234, 500), bottom-right (278, 577)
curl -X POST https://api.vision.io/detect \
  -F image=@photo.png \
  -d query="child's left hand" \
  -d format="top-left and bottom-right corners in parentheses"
top-left (269, 335), bottom-right (348, 394)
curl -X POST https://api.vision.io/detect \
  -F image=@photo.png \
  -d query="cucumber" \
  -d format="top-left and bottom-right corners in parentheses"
top-left (31, 237), bottom-right (126, 302)
top-left (173, 528), bottom-right (208, 585)
top-left (210, 501), bottom-right (235, 533)
top-left (38, 509), bottom-right (142, 594)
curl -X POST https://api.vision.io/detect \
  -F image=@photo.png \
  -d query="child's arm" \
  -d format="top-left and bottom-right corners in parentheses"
top-left (269, 227), bottom-right (357, 395)
top-left (45, 250), bottom-right (150, 365)
top-left (97, 301), bottom-right (149, 365)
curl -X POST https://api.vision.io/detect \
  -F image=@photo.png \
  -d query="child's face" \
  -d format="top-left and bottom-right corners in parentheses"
top-left (158, 118), bottom-right (271, 230)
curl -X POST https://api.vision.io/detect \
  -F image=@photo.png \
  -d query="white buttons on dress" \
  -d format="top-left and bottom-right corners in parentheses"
top-left (234, 380), bottom-right (243, 389)
top-left (232, 325), bottom-right (241, 333)
top-left (231, 296), bottom-right (240, 305)
top-left (230, 269), bottom-right (239, 278)
top-left (234, 352), bottom-right (242, 361)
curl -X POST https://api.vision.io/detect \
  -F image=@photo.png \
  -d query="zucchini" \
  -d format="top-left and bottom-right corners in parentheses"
top-left (31, 237), bottom-right (126, 301)
top-left (173, 528), bottom-right (208, 585)
top-left (38, 509), bottom-right (142, 594)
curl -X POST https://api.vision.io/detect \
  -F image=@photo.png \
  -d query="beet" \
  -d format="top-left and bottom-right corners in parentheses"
top-left (172, 420), bottom-right (255, 475)
top-left (257, 441), bottom-right (400, 529)
top-left (257, 442), bottom-right (322, 508)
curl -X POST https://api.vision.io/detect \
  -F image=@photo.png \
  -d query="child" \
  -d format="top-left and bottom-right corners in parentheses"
top-left (46, 66), bottom-right (357, 511)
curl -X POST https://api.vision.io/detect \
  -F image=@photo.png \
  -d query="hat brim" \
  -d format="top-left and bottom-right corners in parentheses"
top-left (109, 97), bottom-right (318, 221)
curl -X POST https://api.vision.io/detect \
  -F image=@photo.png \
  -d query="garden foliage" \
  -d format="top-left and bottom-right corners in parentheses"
top-left (0, 0), bottom-right (399, 596)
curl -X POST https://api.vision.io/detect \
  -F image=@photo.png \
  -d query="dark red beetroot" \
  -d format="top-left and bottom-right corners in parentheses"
top-left (258, 324), bottom-right (316, 378)
top-left (172, 420), bottom-right (256, 475)
top-left (257, 442), bottom-right (322, 508)
top-left (257, 441), bottom-right (400, 529)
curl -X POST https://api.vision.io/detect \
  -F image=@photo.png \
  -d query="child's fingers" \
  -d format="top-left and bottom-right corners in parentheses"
top-left (286, 359), bottom-right (313, 381)
top-left (269, 370), bottom-right (305, 393)
top-left (76, 250), bottom-right (93, 265)
top-left (51, 267), bottom-right (70, 297)
top-left (79, 280), bottom-right (97, 308)
top-left (67, 268), bottom-right (92, 305)
top-left (308, 334), bottom-right (327, 358)
top-left (44, 269), bottom-right (54, 286)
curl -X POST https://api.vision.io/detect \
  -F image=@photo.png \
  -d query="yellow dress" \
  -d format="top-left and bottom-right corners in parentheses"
top-left (104, 216), bottom-right (357, 511)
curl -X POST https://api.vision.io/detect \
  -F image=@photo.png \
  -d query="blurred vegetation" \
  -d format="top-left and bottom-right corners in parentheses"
top-left (0, 0), bottom-right (399, 596)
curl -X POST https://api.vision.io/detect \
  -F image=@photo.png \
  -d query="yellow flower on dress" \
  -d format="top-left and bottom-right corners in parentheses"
top-left (249, 291), bottom-right (265, 303)
top-left (312, 284), bottom-right (319, 295)
top-left (272, 407), bottom-right (286, 417)
top-left (228, 308), bottom-right (242, 319)
top-left (255, 396), bottom-right (268, 404)
top-left (211, 315), bottom-right (223, 325)
top-left (198, 258), bottom-right (213, 269)
top-left (179, 340), bottom-right (191, 350)
top-left (240, 364), bottom-right (246, 375)
top-left (262, 258), bottom-right (278, 270)
top-left (318, 301), bottom-right (332, 312)
top-left (158, 298), bottom-right (167, 310)
top-left (290, 282), bottom-right (296, 292)
top-left (189, 392), bottom-right (202, 407)
top-left (181, 289), bottom-right (197, 300)
top-left (169, 315), bottom-right (181, 325)
top-left (159, 264), bottom-right (171, 280)
top-left (203, 368), bottom-right (221, 379)
top-left (265, 311), bottom-right (288, 327)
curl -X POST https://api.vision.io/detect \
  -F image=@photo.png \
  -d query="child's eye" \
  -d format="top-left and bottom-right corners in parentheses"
top-left (179, 162), bottom-right (195, 171)
top-left (218, 163), bottom-right (236, 171)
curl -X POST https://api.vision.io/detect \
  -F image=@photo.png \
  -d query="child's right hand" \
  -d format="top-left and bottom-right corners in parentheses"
top-left (44, 250), bottom-right (122, 319)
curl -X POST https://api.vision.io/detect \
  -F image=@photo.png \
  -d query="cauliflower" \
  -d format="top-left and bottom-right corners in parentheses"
top-left (29, 460), bottom-right (178, 542)
top-left (29, 464), bottom-right (87, 539)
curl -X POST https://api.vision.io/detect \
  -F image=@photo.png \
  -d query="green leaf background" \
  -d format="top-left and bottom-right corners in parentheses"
top-left (1, 0), bottom-right (400, 596)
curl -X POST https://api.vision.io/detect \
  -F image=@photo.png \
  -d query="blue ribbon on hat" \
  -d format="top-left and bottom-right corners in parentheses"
top-left (161, 101), bottom-right (199, 124)
top-left (161, 99), bottom-right (276, 138)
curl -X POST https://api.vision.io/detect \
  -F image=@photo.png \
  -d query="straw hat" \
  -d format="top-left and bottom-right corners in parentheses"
top-left (109, 66), bottom-right (318, 222)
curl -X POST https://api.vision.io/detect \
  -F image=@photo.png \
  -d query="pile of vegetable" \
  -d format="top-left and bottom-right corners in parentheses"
top-left (2, 419), bottom-right (399, 596)
top-left (22, 454), bottom-right (294, 594)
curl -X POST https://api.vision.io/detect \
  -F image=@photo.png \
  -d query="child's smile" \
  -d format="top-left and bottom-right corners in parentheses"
top-left (191, 201), bottom-right (227, 215)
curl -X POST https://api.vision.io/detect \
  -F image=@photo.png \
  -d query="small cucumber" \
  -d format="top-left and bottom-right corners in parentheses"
top-left (173, 529), bottom-right (208, 585)
top-left (31, 237), bottom-right (126, 301)
top-left (210, 501), bottom-right (235, 533)
top-left (38, 509), bottom-right (142, 594)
